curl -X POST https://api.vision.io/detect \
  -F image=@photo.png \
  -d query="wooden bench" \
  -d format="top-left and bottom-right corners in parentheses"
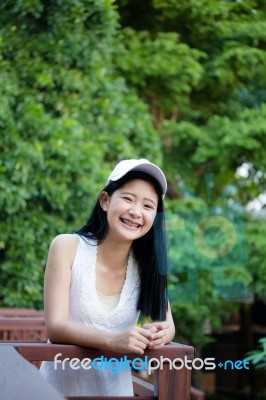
top-left (0, 342), bottom-right (199, 400)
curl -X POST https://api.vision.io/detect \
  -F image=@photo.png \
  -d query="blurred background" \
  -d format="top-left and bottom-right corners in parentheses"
top-left (0, 1), bottom-right (266, 398)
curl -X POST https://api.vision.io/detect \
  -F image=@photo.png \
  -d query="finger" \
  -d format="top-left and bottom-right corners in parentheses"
top-left (128, 336), bottom-right (147, 354)
top-left (150, 321), bottom-right (169, 331)
top-left (150, 337), bottom-right (165, 346)
top-left (136, 337), bottom-right (149, 349)
top-left (150, 330), bottom-right (166, 340)
top-left (130, 345), bottom-right (145, 355)
top-left (148, 337), bottom-right (165, 348)
top-left (127, 331), bottom-right (150, 349)
top-left (137, 327), bottom-right (155, 340)
top-left (136, 334), bottom-right (151, 347)
top-left (149, 342), bottom-right (165, 349)
top-left (142, 324), bottom-right (157, 333)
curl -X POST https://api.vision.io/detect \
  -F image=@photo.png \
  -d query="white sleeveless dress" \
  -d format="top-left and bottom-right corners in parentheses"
top-left (40, 235), bottom-right (140, 396)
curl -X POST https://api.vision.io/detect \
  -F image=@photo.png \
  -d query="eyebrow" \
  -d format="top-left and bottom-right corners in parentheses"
top-left (120, 191), bottom-right (157, 206)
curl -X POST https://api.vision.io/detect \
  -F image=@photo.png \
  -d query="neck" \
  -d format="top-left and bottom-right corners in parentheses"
top-left (97, 235), bottom-right (132, 271)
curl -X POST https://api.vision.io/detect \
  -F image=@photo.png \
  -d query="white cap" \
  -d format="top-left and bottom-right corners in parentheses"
top-left (106, 159), bottom-right (167, 196)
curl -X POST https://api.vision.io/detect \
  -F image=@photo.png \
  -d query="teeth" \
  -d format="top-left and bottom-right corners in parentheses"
top-left (121, 218), bottom-right (140, 228)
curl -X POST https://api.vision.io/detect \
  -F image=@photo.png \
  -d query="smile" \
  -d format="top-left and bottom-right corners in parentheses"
top-left (120, 218), bottom-right (141, 228)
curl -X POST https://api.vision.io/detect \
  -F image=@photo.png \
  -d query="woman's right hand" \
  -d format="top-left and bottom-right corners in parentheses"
top-left (108, 327), bottom-right (154, 355)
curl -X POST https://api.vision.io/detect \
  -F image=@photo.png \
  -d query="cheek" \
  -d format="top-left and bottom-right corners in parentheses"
top-left (106, 203), bottom-right (125, 220)
top-left (147, 212), bottom-right (157, 226)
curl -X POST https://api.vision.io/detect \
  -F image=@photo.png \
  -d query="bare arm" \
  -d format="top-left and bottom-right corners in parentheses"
top-left (44, 234), bottom-right (153, 354)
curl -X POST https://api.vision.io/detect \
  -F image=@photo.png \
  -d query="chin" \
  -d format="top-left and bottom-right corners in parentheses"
top-left (119, 229), bottom-right (147, 242)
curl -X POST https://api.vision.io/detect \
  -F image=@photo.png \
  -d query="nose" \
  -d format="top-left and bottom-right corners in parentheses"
top-left (129, 203), bottom-right (142, 218)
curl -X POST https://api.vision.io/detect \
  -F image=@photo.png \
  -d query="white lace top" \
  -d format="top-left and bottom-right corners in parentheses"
top-left (40, 235), bottom-right (140, 396)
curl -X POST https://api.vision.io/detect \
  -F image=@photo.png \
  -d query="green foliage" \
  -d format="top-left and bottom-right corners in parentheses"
top-left (245, 215), bottom-right (266, 301)
top-left (1, 0), bottom-right (266, 353)
top-left (114, 28), bottom-right (205, 116)
top-left (164, 197), bottom-right (252, 347)
top-left (245, 337), bottom-right (266, 369)
top-left (0, 0), bottom-right (161, 307)
top-left (116, 0), bottom-right (266, 347)
top-left (161, 104), bottom-right (266, 201)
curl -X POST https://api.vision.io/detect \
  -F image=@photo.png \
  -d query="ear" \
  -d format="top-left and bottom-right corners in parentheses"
top-left (99, 191), bottom-right (110, 211)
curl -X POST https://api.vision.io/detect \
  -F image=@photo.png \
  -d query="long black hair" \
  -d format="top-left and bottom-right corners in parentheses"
top-left (76, 170), bottom-right (169, 321)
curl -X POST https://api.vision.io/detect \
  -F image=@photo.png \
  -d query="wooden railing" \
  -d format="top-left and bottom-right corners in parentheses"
top-left (0, 342), bottom-right (197, 400)
top-left (0, 307), bottom-right (45, 317)
top-left (0, 308), bottom-right (46, 342)
top-left (0, 309), bottom-right (205, 399)
top-left (0, 317), bottom-right (47, 341)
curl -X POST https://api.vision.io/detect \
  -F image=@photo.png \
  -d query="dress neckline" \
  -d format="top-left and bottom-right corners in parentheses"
top-left (92, 244), bottom-right (133, 314)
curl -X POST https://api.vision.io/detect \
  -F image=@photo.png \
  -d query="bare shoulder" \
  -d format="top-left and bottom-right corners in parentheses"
top-left (50, 233), bottom-right (79, 248)
top-left (48, 234), bottom-right (80, 266)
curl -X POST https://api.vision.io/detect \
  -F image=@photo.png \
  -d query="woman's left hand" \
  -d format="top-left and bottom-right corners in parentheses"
top-left (142, 321), bottom-right (169, 349)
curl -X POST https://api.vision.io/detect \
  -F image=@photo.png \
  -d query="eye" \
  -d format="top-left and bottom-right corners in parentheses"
top-left (144, 204), bottom-right (155, 210)
top-left (123, 196), bottom-right (132, 202)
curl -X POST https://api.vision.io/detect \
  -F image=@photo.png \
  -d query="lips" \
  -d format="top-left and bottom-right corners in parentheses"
top-left (120, 218), bottom-right (141, 228)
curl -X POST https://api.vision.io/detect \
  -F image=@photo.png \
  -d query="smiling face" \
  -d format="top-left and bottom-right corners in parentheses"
top-left (99, 179), bottom-right (159, 244)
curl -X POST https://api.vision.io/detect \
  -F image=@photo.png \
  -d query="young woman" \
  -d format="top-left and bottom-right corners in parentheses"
top-left (40, 158), bottom-right (175, 396)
